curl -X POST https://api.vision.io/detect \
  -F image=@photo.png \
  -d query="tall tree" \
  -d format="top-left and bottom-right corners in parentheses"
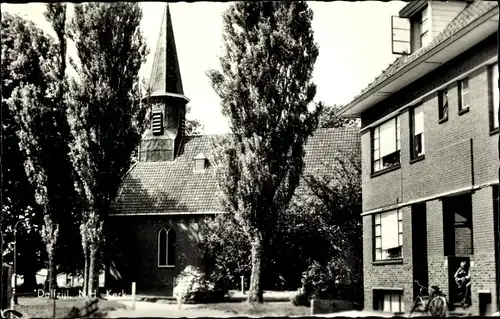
top-left (67, 2), bottom-right (148, 296)
top-left (185, 107), bottom-right (205, 136)
top-left (207, 2), bottom-right (321, 303)
top-left (1, 12), bottom-right (46, 292)
top-left (4, 7), bottom-right (77, 292)
top-left (43, 3), bottom-right (85, 278)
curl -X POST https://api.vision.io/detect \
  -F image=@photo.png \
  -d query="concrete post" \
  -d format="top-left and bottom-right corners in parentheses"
top-left (241, 276), bottom-right (245, 294)
top-left (131, 282), bottom-right (136, 310)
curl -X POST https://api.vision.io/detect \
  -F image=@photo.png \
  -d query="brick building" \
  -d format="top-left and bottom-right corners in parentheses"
top-left (338, 0), bottom-right (499, 316)
top-left (107, 5), bottom-right (361, 296)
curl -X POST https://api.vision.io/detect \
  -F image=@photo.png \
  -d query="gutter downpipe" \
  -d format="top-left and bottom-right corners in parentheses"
top-left (496, 1), bottom-right (500, 311)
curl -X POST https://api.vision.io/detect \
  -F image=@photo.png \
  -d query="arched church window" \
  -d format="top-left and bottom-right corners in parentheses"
top-left (158, 227), bottom-right (176, 267)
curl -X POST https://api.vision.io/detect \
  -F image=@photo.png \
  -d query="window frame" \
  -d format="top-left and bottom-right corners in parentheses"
top-left (374, 290), bottom-right (405, 313)
top-left (438, 89), bottom-right (449, 123)
top-left (442, 194), bottom-right (474, 257)
top-left (409, 103), bottom-right (425, 161)
top-left (420, 5), bottom-right (430, 48)
top-left (195, 158), bottom-right (205, 172)
top-left (371, 116), bottom-right (401, 175)
top-left (490, 63), bottom-right (499, 133)
top-left (373, 209), bottom-right (403, 262)
top-left (458, 78), bottom-right (470, 114)
top-left (158, 227), bottom-right (176, 268)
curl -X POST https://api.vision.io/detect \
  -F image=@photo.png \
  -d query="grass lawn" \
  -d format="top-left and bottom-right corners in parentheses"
top-left (190, 301), bottom-right (310, 316)
top-left (13, 296), bottom-right (126, 318)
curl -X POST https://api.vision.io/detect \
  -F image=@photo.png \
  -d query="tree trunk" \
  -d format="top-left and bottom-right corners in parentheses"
top-left (247, 231), bottom-right (264, 303)
top-left (83, 249), bottom-right (89, 297)
top-left (88, 247), bottom-right (97, 299)
top-left (20, 269), bottom-right (37, 293)
top-left (48, 253), bottom-right (57, 294)
top-left (93, 246), bottom-right (101, 298)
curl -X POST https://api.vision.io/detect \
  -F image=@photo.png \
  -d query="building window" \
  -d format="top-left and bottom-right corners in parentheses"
top-left (194, 153), bottom-right (207, 172)
top-left (420, 5), bottom-right (430, 47)
top-left (372, 117), bottom-right (401, 173)
top-left (410, 104), bottom-right (425, 159)
top-left (458, 78), bottom-right (470, 113)
top-left (438, 89), bottom-right (448, 122)
top-left (373, 209), bottom-right (403, 261)
top-left (374, 290), bottom-right (405, 313)
top-left (491, 63), bottom-right (499, 130)
top-left (152, 111), bottom-right (163, 135)
top-left (195, 159), bottom-right (205, 171)
top-left (443, 193), bottom-right (473, 257)
top-left (158, 227), bottom-right (176, 267)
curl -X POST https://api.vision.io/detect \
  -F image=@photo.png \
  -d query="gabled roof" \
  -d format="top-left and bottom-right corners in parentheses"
top-left (193, 153), bottom-right (206, 160)
top-left (340, 0), bottom-right (498, 116)
top-left (111, 127), bottom-right (360, 216)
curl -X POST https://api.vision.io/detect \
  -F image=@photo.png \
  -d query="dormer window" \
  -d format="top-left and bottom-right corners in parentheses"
top-left (194, 153), bottom-right (207, 172)
top-left (410, 4), bottom-right (431, 52)
top-left (420, 6), bottom-right (430, 47)
top-left (392, 2), bottom-right (432, 55)
top-left (152, 111), bottom-right (163, 135)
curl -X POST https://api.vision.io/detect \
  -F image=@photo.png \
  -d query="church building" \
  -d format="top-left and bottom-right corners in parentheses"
top-left (107, 5), bottom-right (360, 296)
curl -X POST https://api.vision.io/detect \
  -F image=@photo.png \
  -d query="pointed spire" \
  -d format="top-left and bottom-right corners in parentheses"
top-left (149, 4), bottom-right (185, 97)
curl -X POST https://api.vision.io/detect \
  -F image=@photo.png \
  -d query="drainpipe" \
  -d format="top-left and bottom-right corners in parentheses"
top-left (497, 2), bottom-right (500, 312)
top-left (470, 138), bottom-right (474, 188)
top-left (0, 232), bottom-right (3, 311)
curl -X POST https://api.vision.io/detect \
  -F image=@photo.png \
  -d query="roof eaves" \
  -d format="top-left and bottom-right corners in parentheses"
top-left (339, 1), bottom-right (498, 117)
top-left (399, 1), bottom-right (427, 19)
top-left (111, 161), bottom-right (139, 209)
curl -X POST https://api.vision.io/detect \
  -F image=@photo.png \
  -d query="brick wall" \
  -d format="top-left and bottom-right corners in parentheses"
top-left (427, 199), bottom-right (449, 298)
top-left (361, 34), bottom-right (497, 128)
top-left (360, 31), bottom-right (499, 315)
top-left (362, 42), bottom-right (497, 212)
top-left (362, 206), bottom-right (413, 312)
top-left (469, 187), bottom-right (498, 314)
top-left (109, 215), bottom-right (205, 295)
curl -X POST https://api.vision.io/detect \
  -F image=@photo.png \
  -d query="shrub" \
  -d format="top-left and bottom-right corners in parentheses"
top-left (292, 257), bottom-right (358, 307)
top-left (289, 287), bottom-right (311, 307)
top-left (198, 214), bottom-right (251, 290)
top-left (173, 265), bottom-right (228, 304)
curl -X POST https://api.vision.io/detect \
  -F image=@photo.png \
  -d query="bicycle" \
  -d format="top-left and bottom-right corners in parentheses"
top-left (0, 309), bottom-right (22, 319)
top-left (409, 280), bottom-right (448, 317)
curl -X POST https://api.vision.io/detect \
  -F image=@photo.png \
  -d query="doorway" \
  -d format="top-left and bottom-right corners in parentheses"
top-left (412, 203), bottom-right (428, 299)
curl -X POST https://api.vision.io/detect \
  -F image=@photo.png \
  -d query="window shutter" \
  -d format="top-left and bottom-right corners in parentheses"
top-left (391, 16), bottom-right (410, 55)
top-left (152, 111), bottom-right (163, 135)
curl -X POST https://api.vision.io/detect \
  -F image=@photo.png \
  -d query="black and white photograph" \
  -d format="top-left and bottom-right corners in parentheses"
top-left (0, 1), bottom-right (499, 318)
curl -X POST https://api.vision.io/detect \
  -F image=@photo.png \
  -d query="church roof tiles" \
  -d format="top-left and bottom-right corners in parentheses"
top-left (111, 127), bottom-right (360, 216)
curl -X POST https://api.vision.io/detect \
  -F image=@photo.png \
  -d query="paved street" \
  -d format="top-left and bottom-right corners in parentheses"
top-left (105, 300), bottom-right (397, 318)
top-left (105, 300), bottom-right (237, 318)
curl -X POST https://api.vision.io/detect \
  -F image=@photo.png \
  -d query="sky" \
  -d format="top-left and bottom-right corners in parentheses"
top-left (3, 1), bottom-right (406, 135)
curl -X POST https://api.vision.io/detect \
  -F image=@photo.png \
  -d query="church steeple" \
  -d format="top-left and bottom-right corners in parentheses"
top-left (149, 4), bottom-right (185, 97)
top-left (139, 4), bottom-right (189, 162)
